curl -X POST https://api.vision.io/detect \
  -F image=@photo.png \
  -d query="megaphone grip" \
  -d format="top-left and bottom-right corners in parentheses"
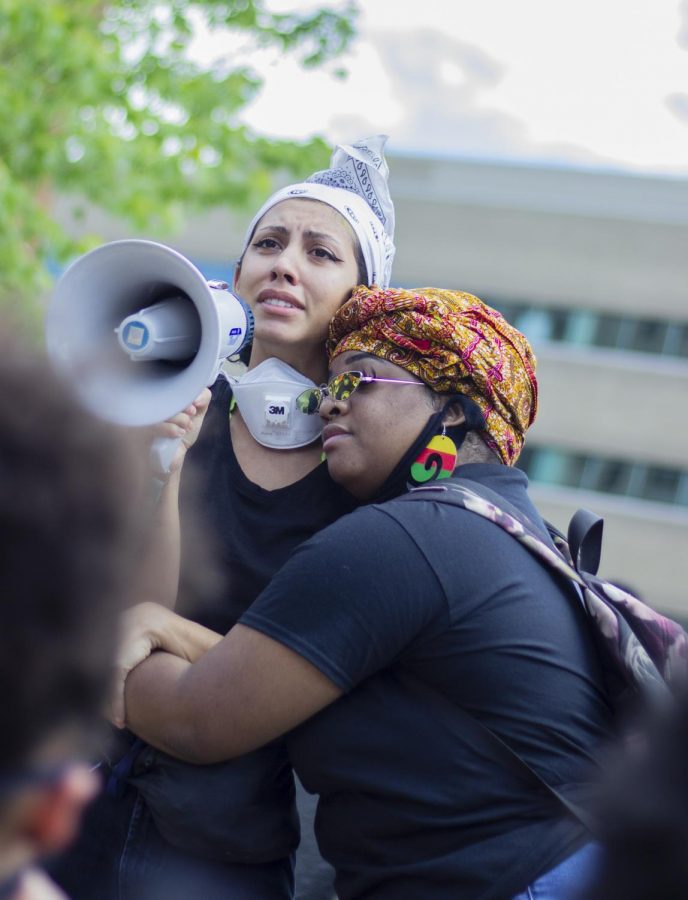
top-left (150, 435), bottom-right (182, 476)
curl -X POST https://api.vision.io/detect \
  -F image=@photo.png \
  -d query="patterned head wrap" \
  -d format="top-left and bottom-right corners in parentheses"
top-left (242, 136), bottom-right (396, 288)
top-left (326, 286), bottom-right (538, 465)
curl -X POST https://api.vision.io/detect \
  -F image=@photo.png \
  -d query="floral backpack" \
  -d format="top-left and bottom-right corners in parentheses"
top-left (401, 479), bottom-right (688, 712)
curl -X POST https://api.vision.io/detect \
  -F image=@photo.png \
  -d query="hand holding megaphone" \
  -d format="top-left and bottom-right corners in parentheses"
top-left (148, 387), bottom-right (212, 475)
top-left (46, 240), bottom-right (254, 473)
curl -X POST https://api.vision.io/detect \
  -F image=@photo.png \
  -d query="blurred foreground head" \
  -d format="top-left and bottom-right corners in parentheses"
top-left (0, 332), bottom-right (148, 772)
top-left (588, 692), bottom-right (688, 900)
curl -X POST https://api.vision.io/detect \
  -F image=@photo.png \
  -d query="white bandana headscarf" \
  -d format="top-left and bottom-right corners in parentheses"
top-left (242, 135), bottom-right (396, 288)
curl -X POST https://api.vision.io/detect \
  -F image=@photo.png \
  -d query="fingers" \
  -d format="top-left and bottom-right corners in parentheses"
top-left (109, 633), bottom-right (157, 728)
top-left (159, 389), bottom-right (211, 432)
top-left (194, 387), bottom-right (212, 410)
top-left (110, 629), bottom-right (140, 729)
top-left (167, 410), bottom-right (195, 431)
top-left (109, 603), bottom-right (161, 727)
top-left (147, 408), bottom-right (197, 448)
top-left (151, 423), bottom-right (188, 442)
top-left (143, 390), bottom-right (212, 479)
top-left (180, 387), bottom-right (210, 416)
top-left (109, 670), bottom-right (127, 730)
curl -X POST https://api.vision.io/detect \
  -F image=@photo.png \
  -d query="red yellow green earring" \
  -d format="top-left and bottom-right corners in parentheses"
top-left (409, 426), bottom-right (458, 484)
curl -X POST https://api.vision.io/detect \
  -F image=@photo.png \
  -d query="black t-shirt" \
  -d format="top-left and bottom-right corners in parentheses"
top-left (137, 376), bottom-right (355, 871)
top-left (179, 376), bottom-right (356, 632)
top-left (241, 464), bottom-right (614, 899)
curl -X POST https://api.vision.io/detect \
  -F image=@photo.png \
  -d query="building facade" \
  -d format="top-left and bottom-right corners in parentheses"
top-left (57, 153), bottom-right (688, 617)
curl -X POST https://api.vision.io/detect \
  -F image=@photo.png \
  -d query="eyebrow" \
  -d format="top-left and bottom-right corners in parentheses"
top-left (255, 224), bottom-right (289, 236)
top-left (255, 224), bottom-right (345, 247)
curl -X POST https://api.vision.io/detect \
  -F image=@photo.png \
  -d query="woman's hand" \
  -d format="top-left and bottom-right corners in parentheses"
top-left (111, 602), bottom-right (171, 728)
top-left (148, 387), bottom-right (212, 476)
top-left (110, 602), bottom-right (222, 728)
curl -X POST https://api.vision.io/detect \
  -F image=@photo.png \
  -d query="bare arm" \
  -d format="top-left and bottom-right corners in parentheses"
top-left (134, 470), bottom-right (182, 607)
top-left (124, 623), bottom-right (343, 764)
top-left (110, 601), bottom-right (222, 727)
top-left (133, 389), bottom-right (211, 608)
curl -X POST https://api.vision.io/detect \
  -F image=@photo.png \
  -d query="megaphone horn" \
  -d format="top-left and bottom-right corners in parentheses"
top-left (46, 239), bottom-right (254, 432)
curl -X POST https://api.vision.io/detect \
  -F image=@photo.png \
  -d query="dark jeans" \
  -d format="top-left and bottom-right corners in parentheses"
top-left (49, 770), bottom-right (335, 900)
top-left (49, 773), bottom-right (294, 900)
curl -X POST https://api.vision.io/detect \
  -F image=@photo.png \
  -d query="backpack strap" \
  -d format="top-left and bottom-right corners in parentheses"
top-left (398, 479), bottom-right (674, 702)
top-left (568, 509), bottom-right (604, 577)
top-left (396, 483), bottom-right (604, 833)
top-left (395, 670), bottom-right (598, 836)
top-left (400, 480), bottom-right (590, 591)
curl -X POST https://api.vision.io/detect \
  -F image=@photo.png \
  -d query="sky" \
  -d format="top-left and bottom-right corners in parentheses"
top-left (209, 0), bottom-right (688, 178)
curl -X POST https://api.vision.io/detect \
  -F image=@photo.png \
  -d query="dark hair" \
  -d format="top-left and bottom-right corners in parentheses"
top-left (0, 336), bottom-right (147, 769)
top-left (351, 239), bottom-right (368, 287)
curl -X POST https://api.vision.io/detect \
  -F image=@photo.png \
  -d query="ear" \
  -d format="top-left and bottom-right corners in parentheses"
top-left (19, 765), bottom-right (99, 856)
top-left (441, 400), bottom-right (466, 429)
top-left (232, 262), bottom-right (241, 292)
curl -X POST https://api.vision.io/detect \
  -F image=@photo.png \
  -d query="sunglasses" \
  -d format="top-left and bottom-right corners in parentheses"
top-left (296, 370), bottom-right (427, 414)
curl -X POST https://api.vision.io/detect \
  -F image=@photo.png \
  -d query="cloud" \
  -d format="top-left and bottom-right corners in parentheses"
top-left (242, 1), bottom-right (688, 176)
top-left (678, 0), bottom-right (688, 47)
top-left (329, 27), bottom-right (611, 169)
top-left (329, 28), bottom-right (525, 156)
top-left (666, 92), bottom-right (688, 122)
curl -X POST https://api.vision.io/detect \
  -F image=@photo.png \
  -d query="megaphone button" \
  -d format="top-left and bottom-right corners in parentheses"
top-left (122, 322), bottom-right (149, 349)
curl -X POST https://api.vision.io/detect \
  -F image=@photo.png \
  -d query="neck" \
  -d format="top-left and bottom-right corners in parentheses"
top-left (365, 424), bottom-right (500, 505)
top-left (454, 432), bottom-right (500, 466)
top-left (248, 340), bottom-right (327, 385)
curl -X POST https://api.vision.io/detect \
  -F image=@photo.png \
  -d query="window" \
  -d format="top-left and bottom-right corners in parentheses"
top-left (518, 446), bottom-right (688, 507)
top-left (491, 297), bottom-right (688, 360)
top-left (563, 310), bottom-right (597, 346)
top-left (643, 467), bottom-right (684, 504)
top-left (632, 320), bottom-right (669, 355)
top-left (593, 314), bottom-right (624, 349)
top-left (663, 323), bottom-right (688, 358)
top-left (513, 309), bottom-right (556, 344)
top-left (592, 459), bottom-right (634, 495)
top-left (526, 447), bottom-right (587, 488)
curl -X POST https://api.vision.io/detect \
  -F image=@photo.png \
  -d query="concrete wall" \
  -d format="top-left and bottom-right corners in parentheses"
top-left (530, 484), bottom-right (688, 618)
top-left (531, 345), bottom-right (688, 468)
top-left (390, 157), bottom-right (688, 319)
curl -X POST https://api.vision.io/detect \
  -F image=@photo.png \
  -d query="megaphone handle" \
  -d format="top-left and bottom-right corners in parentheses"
top-left (150, 435), bottom-right (182, 476)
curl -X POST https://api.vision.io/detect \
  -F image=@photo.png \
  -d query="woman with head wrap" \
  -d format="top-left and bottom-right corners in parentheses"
top-left (116, 287), bottom-right (613, 899)
top-left (51, 138), bottom-right (395, 900)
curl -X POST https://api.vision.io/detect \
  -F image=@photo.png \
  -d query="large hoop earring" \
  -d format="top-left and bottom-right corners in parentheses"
top-left (409, 425), bottom-right (458, 484)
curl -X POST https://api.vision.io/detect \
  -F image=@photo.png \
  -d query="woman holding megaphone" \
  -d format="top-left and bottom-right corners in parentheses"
top-left (51, 137), bottom-right (395, 900)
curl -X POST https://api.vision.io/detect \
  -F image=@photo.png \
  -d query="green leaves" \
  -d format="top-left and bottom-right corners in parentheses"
top-left (0, 0), bottom-right (358, 320)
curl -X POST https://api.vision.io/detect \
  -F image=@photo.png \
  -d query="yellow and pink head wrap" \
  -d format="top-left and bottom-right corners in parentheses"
top-left (326, 286), bottom-right (538, 466)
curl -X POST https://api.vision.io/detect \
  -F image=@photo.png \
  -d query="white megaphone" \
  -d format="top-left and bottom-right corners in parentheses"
top-left (46, 239), bottom-right (254, 472)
